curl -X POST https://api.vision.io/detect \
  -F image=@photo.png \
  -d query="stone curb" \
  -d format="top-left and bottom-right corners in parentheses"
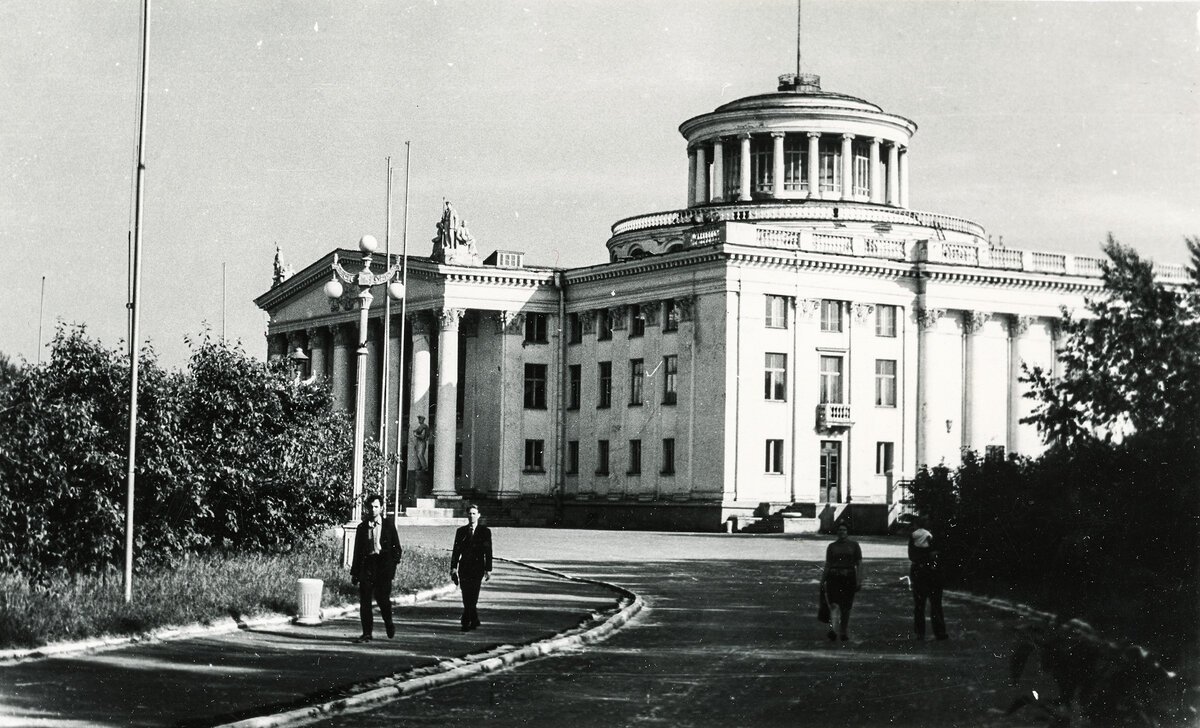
top-left (0, 584), bottom-right (458, 666)
top-left (212, 557), bottom-right (644, 728)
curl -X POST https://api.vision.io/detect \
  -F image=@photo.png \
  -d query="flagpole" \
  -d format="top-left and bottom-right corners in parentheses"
top-left (124, 0), bottom-right (151, 603)
top-left (392, 142), bottom-right (411, 515)
top-left (379, 157), bottom-right (393, 514)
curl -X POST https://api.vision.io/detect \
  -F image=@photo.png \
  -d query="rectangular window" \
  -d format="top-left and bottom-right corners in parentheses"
top-left (524, 363), bottom-right (547, 409)
top-left (663, 299), bottom-right (679, 333)
top-left (596, 440), bottom-right (610, 475)
top-left (751, 137), bottom-right (773, 193)
top-left (853, 142), bottom-right (870, 198)
top-left (723, 145), bottom-right (740, 198)
top-left (819, 355), bottom-right (843, 404)
top-left (630, 308), bottom-right (646, 337)
top-left (663, 355), bottom-right (678, 404)
top-left (818, 139), bottom-right (841, 194)
top-left (524, 439), bottom-right (545, 472)
top-left (820, 299), bottom-right (845, 333)
top-left (875, 304), bottom-right (897, 337)
top-left (661, 438), bottom-right (676, 475)
top-left (628, 439), bottom-right (642, 475)
top-left (568, 364), bottom-right (581, 410)
top-left (765, 439), bottom-right (784, 474)
top-left (598, 361), bottom-right (612, 409)
top-left (875, 441), bottom-right (894, 476)
top-left (629, 359), bottom-right (644, 405)
top-left (985, 445), bottom-right (1006, 462)
top-left (597, 309), bottom-right (612, 341)
top-left (764, 352), bottom-right (787, 401)
top-left (765, 295), bottom-right (788, 328)
top-left (875, 359), bottom-right (897, 407)
top-left (568, 312), bottom-right (583, 344)
top-left (566, 440), bottom-right (579, 475)
top-left (784, 136), bottom-right (807, 192)
top-left (524, 313), bottom-right (548, 344)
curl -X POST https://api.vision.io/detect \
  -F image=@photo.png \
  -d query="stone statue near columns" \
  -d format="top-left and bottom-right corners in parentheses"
top-left (412, 415), bottom-right (430, 471)
top-left (272, 243), bottom-right (295, 287)
top-left (431, 201), bottom-right (482, 266)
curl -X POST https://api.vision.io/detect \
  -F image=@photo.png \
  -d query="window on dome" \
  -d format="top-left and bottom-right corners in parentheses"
top-left (723, 145), bottom-right (740, 197)
top-left (853, 141), bottom-right (870, 198)
top-left (784, 136), bottom-right (806, 192)
top-left (751, 137), bottom-right (772, 194)
top-left (819, 140), bottom-right (841, 195)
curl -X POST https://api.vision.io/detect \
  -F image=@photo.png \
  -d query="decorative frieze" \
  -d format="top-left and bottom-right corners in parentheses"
top-left (610, 305), bottom-right (628, 330)
top-left (676, 295), bottom-right (697, 323)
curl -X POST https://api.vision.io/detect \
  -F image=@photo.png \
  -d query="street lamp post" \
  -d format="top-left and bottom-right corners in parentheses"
top-left (324, 234), bottom-right (403, 565)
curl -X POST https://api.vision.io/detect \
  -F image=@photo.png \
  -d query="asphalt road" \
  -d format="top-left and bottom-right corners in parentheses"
top-left (313, 527), bottom-right (1029, 728)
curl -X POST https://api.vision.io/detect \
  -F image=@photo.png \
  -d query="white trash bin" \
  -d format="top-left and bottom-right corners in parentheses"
top-left (296, 578), bottom-right (324, 625)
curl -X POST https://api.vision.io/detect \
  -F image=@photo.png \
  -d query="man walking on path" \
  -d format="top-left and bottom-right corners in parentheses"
top-left (450, 504), bottom-right (493, 631)
top-left (909, 517), bottom-right (949, 641)
top-left (350, 494), bottom-right (402, 642)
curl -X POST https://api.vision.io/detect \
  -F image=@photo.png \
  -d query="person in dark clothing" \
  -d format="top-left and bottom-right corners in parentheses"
top-left (349, 494), bottom-right (402, 643)
top-left (821, 522), bottom-right (863, 641)
top-left (908, 518), bottom-right (948, 641)
top-left (450, 503), bottom-right (493, 631)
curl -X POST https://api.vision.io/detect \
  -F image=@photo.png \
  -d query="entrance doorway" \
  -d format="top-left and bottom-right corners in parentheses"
top-left (819, 440), bottom-right (841, 503)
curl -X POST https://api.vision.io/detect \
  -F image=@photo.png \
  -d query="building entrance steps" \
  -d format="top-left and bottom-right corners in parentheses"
top-left (397, 498), bottom-right (461, 526)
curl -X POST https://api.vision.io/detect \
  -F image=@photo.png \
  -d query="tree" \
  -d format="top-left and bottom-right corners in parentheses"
top-left (1022, 235), bottom-right (1200, 449)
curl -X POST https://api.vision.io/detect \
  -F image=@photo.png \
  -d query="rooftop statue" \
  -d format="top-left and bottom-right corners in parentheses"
top-left (272, 243), bottom-right (295, 286)
top-left (432, 201), bottom-right (482, 266)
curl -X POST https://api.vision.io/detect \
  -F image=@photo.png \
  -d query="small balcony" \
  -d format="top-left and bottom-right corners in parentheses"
top-left (817, 403), bottom-right (853, 429)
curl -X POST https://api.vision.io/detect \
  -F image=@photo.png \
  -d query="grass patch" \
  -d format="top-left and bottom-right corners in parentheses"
top-left (0, 534), bottom-right (449, 650)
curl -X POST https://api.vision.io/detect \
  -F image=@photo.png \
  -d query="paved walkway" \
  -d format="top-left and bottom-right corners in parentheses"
top-left (0, 559), bottom-right (625, 728)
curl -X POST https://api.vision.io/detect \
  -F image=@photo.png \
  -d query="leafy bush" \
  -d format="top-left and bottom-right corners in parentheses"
top-left (0, 326), bottom-right (384, 579)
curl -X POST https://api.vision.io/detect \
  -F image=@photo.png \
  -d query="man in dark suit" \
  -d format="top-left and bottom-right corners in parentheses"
top-left (350, 494), bottom-right (402, 643)
top-left (450, 503), bottom-right (492, 631)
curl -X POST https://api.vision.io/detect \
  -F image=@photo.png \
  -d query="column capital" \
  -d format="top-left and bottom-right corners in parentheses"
top-left (807, 131), bottom-right (822, 140)
top-left (917, 307), bottom-right (945, 330)
top-left (580, 309), bottom-right (596, 335)
top-left (640, 301), bottom-right (660, 327)
top-left (676, 295), bottom-right (698, 323)
top-left (609, 304), bottom-right (628, 330)
top-left (408, 312), bottom-right (433, 336)
top-left (852, 302), bottom-right (876, 324)
top-left (438, 307), bottom-right (466, 331)
top-left (333, 323), bottom-right (354, 346)
top-left (770, 131), bottom-right (786, 139)
top-left (797, 298), bottom-right (821, 320)
top-left (497, 310), bottom-right (525, 335)
top-left (306, 326), bottom-right (327, 346)
top-left (964, 310), bottom-right (991, 334)
top-left (711, 136), bottom-right (726, 148)
top-left (737, 131), bottom-right (753, 141)
top-left (1011, 314), bottom-right (1034, 336)
top-left (871, 137), bottom-right (883, 146)
top-left (841, 132), bottom-right (855, 141)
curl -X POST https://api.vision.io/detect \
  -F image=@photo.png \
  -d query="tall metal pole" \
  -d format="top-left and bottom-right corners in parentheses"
top-left (37, 276), bottom-right (45, 365)
top-left (796, 0), bottom-right (802, 76)
top-left (379, 158), bottom-right (393, 514)
top-left (221, 262), bottom-right (227, 341)
top-left (391, 142), bottom-right (411, 513)
top-left (124, 0), bottom-right (151, 603)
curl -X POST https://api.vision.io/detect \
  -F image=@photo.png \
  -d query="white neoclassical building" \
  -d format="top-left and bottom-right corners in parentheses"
top-left (256, 72), bottom-right (1187, 533)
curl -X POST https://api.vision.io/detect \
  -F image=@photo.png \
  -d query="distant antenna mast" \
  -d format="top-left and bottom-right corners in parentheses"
top-left (796, 0), bottom-right (802, 76)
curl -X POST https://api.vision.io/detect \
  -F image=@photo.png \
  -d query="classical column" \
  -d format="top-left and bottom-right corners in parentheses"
top-left (840, 133), bottom-right (854, 201)
top-left (363, 318), bottom-right (382, 454)
top-left (694, 144), bottom-right (708, 204)
top-left (686, 147), bottom-right (697, 208)
top-left (963, 310), bottom-right (990, 452)
top-left (915, 307), bottom-right (945, 468)
top-left (738, 133), bottom-right (752, 201)
top-left (771, 132), bottom-right (785, 199)
top-left (1009, 315), bottom-right (1038, 456)
top-left (408, 314), bottom-right (432, 495)
top-left (331, 324), bottom-right (353, 411)
top-left (711, 138), bottom-right (725, 201)
top-left (432, 307), bottom-right (464, 499)
top-left (806, 132), bottom-right (820, 199)
top-left (869, 138), bottom-right (882, 204)
top-left (887, 142), bottom-right (900, 206)
top-left (306, 326), bottom-right (328, 381)
top-left (899, 146), bottom-right (910, 208)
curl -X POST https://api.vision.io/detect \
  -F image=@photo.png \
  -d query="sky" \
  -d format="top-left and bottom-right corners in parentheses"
top-left (2, 0), bottom-right (1198, 369)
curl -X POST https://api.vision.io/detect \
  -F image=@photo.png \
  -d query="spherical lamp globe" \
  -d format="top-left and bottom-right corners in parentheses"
top-left (323, 278), bottom-right (344, 299)
top-left (387, 281), bottom-right (406, 300)
top-left (358, 235), bottom-right (379, 254)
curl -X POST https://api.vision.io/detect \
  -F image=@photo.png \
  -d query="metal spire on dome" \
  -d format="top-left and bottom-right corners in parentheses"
top-left (779, 0), bottom-right (821, 93)
top-left (796, 0), bottom-right (802, 76)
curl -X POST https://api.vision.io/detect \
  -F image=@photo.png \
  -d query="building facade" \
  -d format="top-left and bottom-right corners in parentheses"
top-left (255, 72), bottom-right (1188, 533)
